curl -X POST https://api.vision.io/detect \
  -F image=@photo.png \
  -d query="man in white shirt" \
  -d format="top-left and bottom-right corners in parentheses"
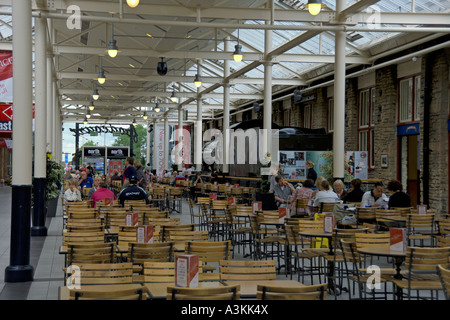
top-left (360, 182), bottom-right (388, 209)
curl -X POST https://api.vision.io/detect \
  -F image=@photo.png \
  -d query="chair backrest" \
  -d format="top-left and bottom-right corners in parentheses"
top-left (143, 261), bottom-right (176, 283)
top-left (437, 236), bottom-right (450, 248)
top-left (197, 197), bottom-right (210, 207)
top-left (356, 207), bottom-right (377, 222)
top-left (67, 242), bottom-right (115, 265)
top-left (405, 247), bottom-right (450, 273)
top-left (320, 202), bottom-right (340, 213)
top-left (185, 240), bottom-right (231, 263)
top-left (296, 198), bottom-right (310, 210)
top-left (340, 239), bottom-right (362, 264)
top-left (65, 263), bottom-right (133, 285)
top-left (69, 285), bottom-right (146, 300)
top-left (160, 224), bottom-right (196, 242)
top-left (437, 263), bottom-right (450, 300)
top-left (168, 230), bottom-right (209, 242)
top-left (118, 227), bottom-right (138, 246)
top-left (167, 285), bottom-right (240, 300)
top-left (438, 219), bottom-right (450, 235)
top-left (256, 283), bottom-right (327, 300)
top-left (128, 242), bottom-right (175, 264)
top-left (406, 214), bottom-right (435, 231)
top-left (219, 260), bottom-right (276, 281)
top-left (63, 230), bottom-right (105, 246)
top-left (355, 232), bottom-right (390, 248)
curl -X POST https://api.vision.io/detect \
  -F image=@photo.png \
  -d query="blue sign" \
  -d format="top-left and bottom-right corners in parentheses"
top-left (397, 123), bottom-right (420, 136)
top-left (64, 153), bottom-right (69, 164)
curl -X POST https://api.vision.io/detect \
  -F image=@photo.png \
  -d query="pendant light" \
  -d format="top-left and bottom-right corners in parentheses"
top-left (232, 28), bottom-right (244, 63)
top-left (97, 56), bottom-right (106, 85)
top-left (88, 101), bottom-right (95, 111)
top-left (127, 0), bottom-right (140, 8)
top-left (307, 0), bottom-right (323, 16)
top-left (83, 117), bottom-right (88, 125)
top-left (107, 23), bottom-right (118, 58)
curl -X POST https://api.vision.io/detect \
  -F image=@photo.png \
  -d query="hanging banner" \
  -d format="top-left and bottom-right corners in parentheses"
top-left (155, 124), bottom-right (165, 176)
top-left (0, 51), bottom-right (13, 102)
top-left (173, 125), bottom-right (191, 167)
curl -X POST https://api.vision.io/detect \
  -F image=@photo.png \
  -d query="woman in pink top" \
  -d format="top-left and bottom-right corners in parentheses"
top-left (90, 182), bottom-right (117, 208)
top-left (288, 179), bottom-right (314, 213)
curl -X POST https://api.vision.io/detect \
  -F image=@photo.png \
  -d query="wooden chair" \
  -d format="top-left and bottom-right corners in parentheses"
top-left (406, 214), bottom-right (437, 247)
top-left (295, 198), bottom-right (310, 215)
top-left (167, 284), bottom-right (240, 300)
top-left (64, 263), bottom-right (134, 286)
top-left (128, 242), bottom-right (175, 265)
top-left (388, 246), bottom-right (450, 300)
top-left (256, 283), bottom-right (327, 300)
top-left (188, 197), bottom-right (204, 229)
top-left (355, 232), bottom-right (390, 249)
top-left (219, 260), bottom-right (276, 281)
top-left (320, 202), bottom-right (340, 213)
top-left (340, 239), bottom-right (393, 300)
top-left (185, 240), bottom-right (231, 273)
top-left (69, 285), bottom-right (147, 300)
top-left (159, 224), bottom-right (196, 242)
top-left (167, 187), bottom-right (183, 214)
top-left (63, 230), bottom-right (105, 246)
top-left (356, 207), bottom-right (377, 225)
top-left (437, 263), bottom-right (450, 300)
top-left (66, 242), bottom-right (116, 266)
top-left (142, 261), bottom-right (212, 283)
top-left (65, 218), bottom-right (104, 232)
top-left (167, 230), bottom-right (209, 243)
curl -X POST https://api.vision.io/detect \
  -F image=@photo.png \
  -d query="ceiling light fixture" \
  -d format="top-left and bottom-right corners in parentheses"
top-left (143, 111), bottom-right (148, 120)
top-left (88, 101), bottom-right (95, 111)
top-left (154, 103), bottom-right (161, 113)
top-left (97, 56), bottom-right (106, 84)
top-left (170, 87), bottom-right (178, 103)
top-left (92, 89), bottom-right (99, 101)
top-left (307, 0), bottom-right (323, 16)
top-left (126, 0), bottom-right (140, 8)
top-left (107, 23), bottom-right (119, 58)
top-left (194, 60), bottom-right (202, 88)
top-left (232, 28), bottom-right (244, 63)
top-left (132, 118), bottom-right (137, 126)
top-left (83, 117), bottom-right (88, 125)
top-left (86, 108), bottom-right (91, 119)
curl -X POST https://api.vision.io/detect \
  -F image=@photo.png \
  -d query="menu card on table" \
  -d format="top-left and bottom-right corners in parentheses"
top-left (125, 212), bottom-right (139, 226)
top-left (417, 205), bottom-right (427, 215)
top-left (278, 207), bottom-right (290, 224)
top-left (209, 193), bottom-right (218, 200)
top-left (323, 214), bottom-right (337, 233)
top-left (104, 197), bottom-right (113, 206)
top-left (175, 254), bottom-right (199, 288)
top-left (252, 201), bottom-right (262, 214)
top-left (390, 228), bottom-right (406, 252)
top-left (227, 197), bottom-right (236, 205)
top-left (136, 225), bottom-right (153, 243)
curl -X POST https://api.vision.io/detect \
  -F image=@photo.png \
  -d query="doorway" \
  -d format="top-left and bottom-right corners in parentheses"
top-left (399, 134), bottom-right (419, 208)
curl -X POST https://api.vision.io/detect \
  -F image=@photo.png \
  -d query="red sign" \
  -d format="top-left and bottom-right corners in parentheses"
top-left (0, 104), bottom-right (35, 132)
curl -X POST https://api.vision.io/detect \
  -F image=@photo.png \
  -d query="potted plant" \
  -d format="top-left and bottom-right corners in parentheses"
top-left (45, 158), bottom-right (64, 217)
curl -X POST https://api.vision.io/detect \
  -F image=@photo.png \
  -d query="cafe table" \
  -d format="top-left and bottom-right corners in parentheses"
top-left (356, 245), bottom-right (406, 280)
top-left (223, 279), bottom-right (305, 299)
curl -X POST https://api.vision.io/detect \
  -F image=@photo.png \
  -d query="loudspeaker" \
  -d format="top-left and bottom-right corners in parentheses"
top-left (294, 89), bottom-right (302, 103)
top-left (157, 58), bottom-right (168, 76)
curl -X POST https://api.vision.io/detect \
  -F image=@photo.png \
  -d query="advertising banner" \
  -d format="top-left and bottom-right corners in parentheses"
top-left (155, 124), bottom-right (165, 176)
top-left (0, 51), bottom-right (13, 102)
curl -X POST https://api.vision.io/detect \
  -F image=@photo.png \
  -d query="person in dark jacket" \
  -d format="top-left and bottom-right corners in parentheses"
top-left (305, 160), bottom-right (317, 184)
top-left (343, 178), bottom-right (365, 204)
top-left (387, 180), bottom-right (411, 208)
top-left (118, 175), bottom-right (150, 206)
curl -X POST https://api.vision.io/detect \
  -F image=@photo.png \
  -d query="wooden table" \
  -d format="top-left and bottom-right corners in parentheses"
top-left (59, 283), bottom-right (147, 300)
top-left (144, 281), bottom-right (224, 299)
top-left (223, 279), bottom-right (304, 299)
top-left (357, 245), bottom-right (406, 280)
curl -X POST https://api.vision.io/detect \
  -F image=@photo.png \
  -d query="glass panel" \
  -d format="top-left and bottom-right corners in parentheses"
top-left (359, 90), bottom-right (369, 128)
top-left (328, 99), bottom-right (334, 132)
top-left (399, 79), bottom-right (413, 122)
top-left (359, 130), bottom-right (368, 152)
top-left (414, 76), bottom-right (421, 121)
top-left (370, 129), bottom-right (375, 168)
top-left (370, 88), bottom-right (376, 126)
top-left (304, 105), bottom-right (311, 129)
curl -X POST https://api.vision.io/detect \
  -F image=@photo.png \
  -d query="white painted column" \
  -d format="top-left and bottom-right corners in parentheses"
top-left (146, 121), bottom-right (150, 168)
top-left (177, 106), bottom-right (183, 170)
top-left (152, 119), bottom-right (157, 171)
top-left (263, 7), bottom-right (273, 169)
top-left (223, 37), bottom-right (231, 173)
top-left (164, 115), bottom-right (169, 171)
top-left (333, 0), bottom-right (346, 180)
top-left (195, 63), bottom-right (203, 171)
top-left (5, 0), bottom-right (34, 282)
top-left (31, 16), bottom-right (48, 236)
top-left (46, 31), bottom-right (53, 154)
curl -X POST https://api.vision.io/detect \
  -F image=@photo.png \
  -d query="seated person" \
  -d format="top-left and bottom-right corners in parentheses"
top-left (272, 176), bottom-right (296, 207)
top-left (343, 178), bottom-right (365, 203)
top-left (333, 179), bottom-right (347, 200)
top-left (118, 175), bottom-right (150, 206)
top-left (77, 171), bottom-right (93, 191)
top-left (288, 179), bottom-right (314, 212)
top-left (64, 180), bottom-right (82, 202)
top-left (90, 182), bottom-right (117, 208)
top-left (313, 180), bottom-right (340, 205)
top-left (87, 176), bottom-right (102, 200)
top-left (110, 171), bottom-right (122, 181)
top-left (387, 180), bottom-right (411, 209)
top-left (360, 182), bottom-right (388, 209)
